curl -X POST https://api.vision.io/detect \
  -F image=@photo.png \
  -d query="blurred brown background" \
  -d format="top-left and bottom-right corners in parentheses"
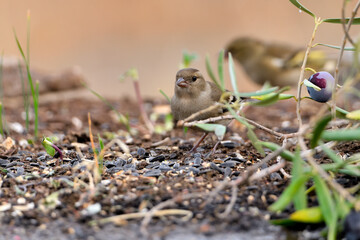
top-left (1, 0), bottom-right (359, 99)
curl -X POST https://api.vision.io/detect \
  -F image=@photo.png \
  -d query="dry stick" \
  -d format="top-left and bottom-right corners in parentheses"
top-left (217, 184), bottom-right (238, 219)
top-left (133, 80), bottom-right (154, 134)
top-left (182, 113), bottom-right (298, 139)
top-left (341, 0), bottom-right (355, 46)
top-left (88, 113), bottom-right (101, 183)
top-left (332, 0), bottom-right (360, 118)
top-left (177, 103), bottom-right (222, 126)
top-left (296, 17), bottom-right (322, 128)
top-left (140, 192), bottom-right (204, 236)
top-left (94, 209), bottom-right (193, 226)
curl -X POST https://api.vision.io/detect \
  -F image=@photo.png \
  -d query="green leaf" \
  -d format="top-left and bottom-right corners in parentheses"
top-left (289, 0), bottom-right (315, 18)
top-left (237, 87), bottom-right (279, 98)
top-left (261, 142), bottom-right (295, 161)
top-left (195, 123), bottom-right (226, 140)
top-left (42, 137), bottom-right (56, 157)
top-left (278, 94), bottom-right (295, 100)
top-left (313, 175), bottom-right (337, 239)
top-left (98, 134), bottom-right (104, 151)
top-left (303, 79), bottom-right (321, 91)
top-left (292, 147), bottom-right (307, 210)
top-left (205, 55), bottom-right (222, 91)
top-left (218, 49), bottom-right (225, 91)
top-left (182, 50), bottom-right (197, 68)
top-left (316, 43), bottom-right (356, 51)
top-left (228, 53), bottom-right (239, 96)
top-left (247, 127), bottom-right (265, 156)
top-left (289, 206), bottom-right (323, 223)
top-left (251, 87), bottom-right (291, 106)
top-left (334, 106), bottom-right (349, 119)
top-left (269, 174), bottom-right (310, 212)
top-left (322, 128), bottom-right (360, 141)
top-left (323, 17), bottom-right (360, 25)
top-left (310, 115), bottom-right (332, 148)
top-left (346, 109), bottom-right (360, 120)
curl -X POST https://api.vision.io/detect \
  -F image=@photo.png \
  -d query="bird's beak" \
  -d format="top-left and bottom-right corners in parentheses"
top-left (176, 78), bottom-right (189, 88)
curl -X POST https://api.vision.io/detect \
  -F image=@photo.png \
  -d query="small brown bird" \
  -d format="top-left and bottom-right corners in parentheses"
top-left (225, 37), bottom-right (328, 87)
top-left (171, 68), bottom-right (230, 152)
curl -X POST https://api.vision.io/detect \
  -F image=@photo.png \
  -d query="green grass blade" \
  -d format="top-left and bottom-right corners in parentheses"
top-left (323, 17), bottom-right (360, 24)
top-left (261, 142), bottom-right (295, 161)
top-left (321, 128), bottom-right (360, 141)
top-left (34, 80), bottom-right (39, 138)
top-left (82, 82), bottom-right (131, 132)
top-left (218, 49), bottom-right (225, 91)
top-left (289, 0), bottom-right (315, 18)
top-left (310, 115), bottom-right (331, 148)
top-left (269, 174), bottom-right (310, 211)
top-left (205, 54), bottom-right (222, 91)
top-left (292, 147), bottom-right (307, 210)
top-left (238, 87), bottom-right (279, 98)
top-left (313, 175), bottom-right (337, 240)
top-left (18, 61), bottom-right (29, 132)
top-left (316, 43), bottom-right (355, 51)
top-left (13, 29), bottom-right (28, 64)
top-left (228, 53), bottom-right (239, 96)
top-left (159, 89), bottom-right (171, 104)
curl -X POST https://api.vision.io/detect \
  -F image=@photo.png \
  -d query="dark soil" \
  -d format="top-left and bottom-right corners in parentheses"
top-left (0, 95), bottom-right (358, 240)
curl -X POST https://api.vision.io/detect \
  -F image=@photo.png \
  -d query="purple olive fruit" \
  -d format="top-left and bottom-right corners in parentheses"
top-left (307, 71), bottom-right (335, 103)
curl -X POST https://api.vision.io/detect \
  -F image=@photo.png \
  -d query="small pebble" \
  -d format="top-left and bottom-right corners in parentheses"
top-left (270, 173), bottom-right (282, 181)
top-left (220, 161), bottom-right (236, 168)
top-left (173, 163), bottom-right (180, 169)
top-left (210, 162), bottom-right (224, 173)
top-left (224, 167), bottom-right (232, 178)
top-left (144, 169), bottom-right (161, 177)
top-left (0, 159), bottom-right (10, 167)
top-left (149, 155), bottom-right (165, 162)
top-left (193, 157), bottom-right (202, 167)
top-left (137, 148), bottom-right (146, 158)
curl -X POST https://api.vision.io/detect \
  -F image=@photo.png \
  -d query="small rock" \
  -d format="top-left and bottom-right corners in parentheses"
top-left (81, 203), bottom-right (101, 216)
top-left (193, 157), bottom-right (202, 167)
top-left (173, 163), bottom-right (180, 169)
top-left (0, 159), bottom-right (9, 167)
top-left (210, 162), bottom-right (224, 173)
top-left (137, 148), bottom-right (146, 158)
top-left (144, 169), bottom-right (161, 177)
top-left (159, 163), bottom-right (171, 171)
top-left (344, 211), bottom-right (360, 240)
top-left (224, 167), bottom-right (232, 178)
top-left (149, 155), bottom-right (165, 162)
top-left (270, 172), bottom-right (282, 181)
top-left (221, 141), bottom-right (238, 149)
top-left (220, 161), bottom-right (236, 168)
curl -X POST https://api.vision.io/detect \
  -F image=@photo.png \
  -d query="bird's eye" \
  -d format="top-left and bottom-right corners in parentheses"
top-left (192, 76), bottom-right (197, 81)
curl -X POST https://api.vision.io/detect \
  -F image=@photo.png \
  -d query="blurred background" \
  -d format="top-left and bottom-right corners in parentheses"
top-left (1, 0), bottom-right (360, 100)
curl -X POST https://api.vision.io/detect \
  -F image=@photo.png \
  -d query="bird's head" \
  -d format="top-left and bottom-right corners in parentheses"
top-left (225, 37), bottom-right (264, 63)
top-left (174, 68), bottom-right (206, 97)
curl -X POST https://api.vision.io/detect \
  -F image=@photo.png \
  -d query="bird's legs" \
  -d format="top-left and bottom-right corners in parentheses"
top-left (189, 132), bottom-right (208, 153)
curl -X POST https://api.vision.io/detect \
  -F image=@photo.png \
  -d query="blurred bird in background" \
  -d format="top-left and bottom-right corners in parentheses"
top-left (225, 37), bottom-right (334, 87)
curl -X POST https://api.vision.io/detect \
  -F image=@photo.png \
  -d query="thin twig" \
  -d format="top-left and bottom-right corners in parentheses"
top-left (296, 17), bottom-right (322, 128)
top-left (332, 0), bottom-right (360, 118)
top-left (133, 81), bottom-right (154, 134)
top-left (298, 136), bottom-right (357, 205)
top-left (181, 113), bottom-right (299, 139)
